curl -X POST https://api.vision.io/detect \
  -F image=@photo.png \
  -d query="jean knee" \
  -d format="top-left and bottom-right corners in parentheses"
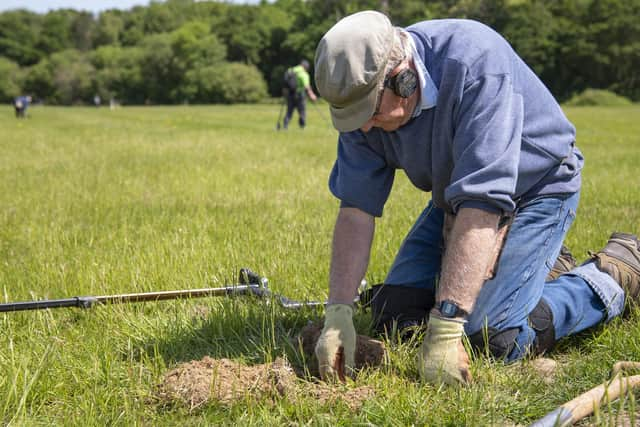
top-left (468, 326), bottom-right (520, 360)
top-left (468, 299), bottom-right (556, 361)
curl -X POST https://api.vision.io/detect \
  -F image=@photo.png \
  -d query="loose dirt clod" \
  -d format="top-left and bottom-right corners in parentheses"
top-left (296, 322), bottom-right (386, 377)
top-left (530, 357), bottom-right (558, 384)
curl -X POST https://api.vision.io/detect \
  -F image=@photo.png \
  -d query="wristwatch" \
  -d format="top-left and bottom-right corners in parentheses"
top-left (436, 300), bottom-right (469, 319)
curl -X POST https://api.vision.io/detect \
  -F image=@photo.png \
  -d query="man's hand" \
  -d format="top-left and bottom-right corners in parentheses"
top-left (417, 314), bottom-right (472, 386)
top-left (315, 304), bottom-right (356, 382)
top-left (306, 87), bottom-right (318, 102)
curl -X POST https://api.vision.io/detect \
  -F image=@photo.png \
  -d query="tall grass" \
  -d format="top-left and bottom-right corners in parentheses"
top-left (1, 104), bottom-right (639, 425)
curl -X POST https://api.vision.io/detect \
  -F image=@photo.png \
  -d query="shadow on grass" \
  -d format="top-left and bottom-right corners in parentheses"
top-left (137, 296), bottom-right (325, 369)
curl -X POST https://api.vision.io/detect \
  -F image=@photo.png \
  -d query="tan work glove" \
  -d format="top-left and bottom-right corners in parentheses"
top-left (315, 304), bottom-right (356, 382)
top-left (417, 314), bottom-right (472, 386)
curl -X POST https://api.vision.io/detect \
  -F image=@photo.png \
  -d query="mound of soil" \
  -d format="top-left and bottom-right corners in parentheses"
top-left (157, 356), bottom-right (296, 410)
top-left (157, 356), bottom-right (374, 411)
top-left (156, 322), bottom-right (384, 411)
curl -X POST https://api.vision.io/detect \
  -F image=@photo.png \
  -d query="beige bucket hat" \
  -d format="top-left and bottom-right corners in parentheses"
top-left (314, 11), bottom-right (398, 132)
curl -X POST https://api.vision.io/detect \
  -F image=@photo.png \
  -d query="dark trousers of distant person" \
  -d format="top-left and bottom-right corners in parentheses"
top-left (283, 91), bottom-right (306, 129)
top-left (14, 106), bottom-right (26, 118)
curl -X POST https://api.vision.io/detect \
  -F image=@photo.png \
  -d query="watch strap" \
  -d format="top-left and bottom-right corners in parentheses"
top-left (436, 300), bottom-right (469, 319)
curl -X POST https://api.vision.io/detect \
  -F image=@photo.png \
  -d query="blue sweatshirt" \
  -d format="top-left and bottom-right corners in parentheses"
top-left (329, 19), bottom-right (583, 217)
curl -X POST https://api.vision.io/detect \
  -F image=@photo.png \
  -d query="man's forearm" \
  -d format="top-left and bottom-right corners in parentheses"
top-left (329, 207), bottom-right (375, 305)
top-left (437, 207), bottom-right (501, 314)
top-left (306, 86), bottom-right (317, 101)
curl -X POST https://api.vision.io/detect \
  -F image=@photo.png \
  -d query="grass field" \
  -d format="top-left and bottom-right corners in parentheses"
top-left (1, 103), bottom-right (639, 426)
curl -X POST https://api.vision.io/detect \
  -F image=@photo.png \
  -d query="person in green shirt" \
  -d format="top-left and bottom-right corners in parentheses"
top-left (283, 59), bottom-right (317, 129)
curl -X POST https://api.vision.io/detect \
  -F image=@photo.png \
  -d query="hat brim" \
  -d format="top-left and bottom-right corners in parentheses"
top-left (329, 83), bottom-right (379, 132)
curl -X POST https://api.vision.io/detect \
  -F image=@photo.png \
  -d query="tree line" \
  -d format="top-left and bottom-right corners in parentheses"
top-left (1, 0), bottom-right (638, 105)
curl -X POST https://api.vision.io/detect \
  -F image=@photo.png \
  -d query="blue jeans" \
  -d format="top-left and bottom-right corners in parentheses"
top-left (385, 193), bottom-right (624, 361)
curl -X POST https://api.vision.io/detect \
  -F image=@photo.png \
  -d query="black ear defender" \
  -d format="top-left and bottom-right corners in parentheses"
top-left (384, 67), bottom-right (418, 98)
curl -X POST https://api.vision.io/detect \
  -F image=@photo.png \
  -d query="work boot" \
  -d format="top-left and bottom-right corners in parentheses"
top-left (546, 245), bottom-right (577, 281)
top-left (590, 232), bottom-right (640, 308)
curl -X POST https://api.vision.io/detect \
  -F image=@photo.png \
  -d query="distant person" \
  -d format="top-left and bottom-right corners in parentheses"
top-left (282, 59), bottom-right (318, 129)
top-left (94, 94), bottom-right (101, 107)
top-left (13, 95), bottom-right (31, 118)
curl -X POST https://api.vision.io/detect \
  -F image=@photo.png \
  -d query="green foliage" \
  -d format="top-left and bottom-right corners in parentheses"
top-left (502, 1), bottom-right (557, 78)
top-left (70, 11), bottom-right (97, 51)
top-left (185, 62), bottom-right (268, 103)
top-left (0, 57), bottom-right (22, 102)
top-left (171, 21), bottom-right (226, 69)
top-left (143, 2), bottom-right (180, 34)
top-left (137, 33), bottom-right (175, 103)
top-left (22, 50), bottom-right (95, 104)
top-left (210, 3), bottom-right (293, 97)
top-left (134, 23), bottom-right (230, 104)
top-left (22, 59), bottom-right (55, 101)
top-left (217, 62), bottom-right (268, 103)
top-left (448, 0), bottom-right (511, 29)
top-left (583, 0), bottom-right (640, 100)
top-left (0, 10), bottom-right (44, 66)
top-left (37, 11), bottom-right (74, 55)
top-left (386, 0), bottom-right (443, 25)
top-left (1, 0), bottom-right (639, 103)
top-left (91, 45), bottom-right (144, 103)
top-left (48, 50), bottom-right (95, 104)
top-left (564, 88), bottom-right (633, 106)
top-left (505, 0), bottom-right (640, 102)
top-left (92, 11), bottom-right (125, 47)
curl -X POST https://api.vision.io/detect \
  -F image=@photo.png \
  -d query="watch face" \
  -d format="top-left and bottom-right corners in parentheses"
top-left (438, 300), bottom-right (468, 318)
top-left (440, 301), bottom-right (458, 317)
top-left (386, 68), bottom-right (418, 98)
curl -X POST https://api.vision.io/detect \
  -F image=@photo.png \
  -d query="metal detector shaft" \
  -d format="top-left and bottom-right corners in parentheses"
top-left (311, 100), bottom-right (331, 127)
top-left (238, 267), bottom-right (327, 309)
top-left (0, 267), bottom-right (365, 313)
top-left (238, 267), bottom-right (367, 309)
top-left (0, 284), bottom-right (263, 313)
